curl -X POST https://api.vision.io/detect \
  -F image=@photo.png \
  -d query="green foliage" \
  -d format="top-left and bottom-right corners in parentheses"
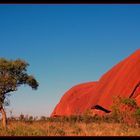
top-left (110, 96), bottom-right (140, 125)
top-left (0, 58), bottom-right (39, 107)
top-left (120, 98), bottom-right (137, 107)
top-left (133, 108), bottom-right (140, 124)
top-left (134, 108), bottom-right (140, 116)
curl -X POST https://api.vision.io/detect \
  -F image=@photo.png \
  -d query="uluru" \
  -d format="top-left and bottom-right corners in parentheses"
top-left (51, 49), bottom-right (140, 117)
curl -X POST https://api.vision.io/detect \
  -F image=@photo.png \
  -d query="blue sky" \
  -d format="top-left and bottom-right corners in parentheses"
top-left (0, 4), bottom-right (140, 117)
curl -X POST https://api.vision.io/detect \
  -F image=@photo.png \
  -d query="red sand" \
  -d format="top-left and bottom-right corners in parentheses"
top-left (51, 49), bottom-right (140, 117)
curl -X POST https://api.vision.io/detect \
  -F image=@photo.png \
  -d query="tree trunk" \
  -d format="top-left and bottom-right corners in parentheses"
top-left (0, 106), bottom-right (7, 129)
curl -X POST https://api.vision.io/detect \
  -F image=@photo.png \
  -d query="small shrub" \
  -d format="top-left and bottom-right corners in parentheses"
top-left (40, 116), bottom-right (46, 121)
top-left (110, 96), bottom-right (139, 125)
top-left (133, 108), bottom-right (140, 125)
top-left (19, 114), bottom-right (25, 121)
top-left (110, 96), bottom-right (123, 123)
top-left (28, 116), bottom-right (34, 123)
top-left (121, 98), bottom-right (137, 107)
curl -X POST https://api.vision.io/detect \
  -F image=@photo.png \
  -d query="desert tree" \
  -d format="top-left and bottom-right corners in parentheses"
top-left (0, 58), bottom-right (39, 128)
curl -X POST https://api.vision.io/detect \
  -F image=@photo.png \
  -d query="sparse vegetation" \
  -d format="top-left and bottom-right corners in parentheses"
top-left (121, 97), bottom-right (137, 107)
top-left (133, 108), bottom-right (140, 125)
top-left (109, 96), bottom-right (140, 125)
top-left (0, 118), bottom-right (140, 136)
top-left (0, 58), bottom-right (39, 128)
top-left (0, 97), bottom-right (140, 136)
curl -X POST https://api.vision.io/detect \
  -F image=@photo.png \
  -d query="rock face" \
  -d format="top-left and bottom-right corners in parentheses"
top-left (51, 49), bottom-right (140, 117)
top-left (51, 82), bottom-right (98, 117)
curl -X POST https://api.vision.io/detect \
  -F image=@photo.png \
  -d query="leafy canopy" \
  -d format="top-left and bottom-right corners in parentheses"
top-left (0, 58), bottom-right (39, 106)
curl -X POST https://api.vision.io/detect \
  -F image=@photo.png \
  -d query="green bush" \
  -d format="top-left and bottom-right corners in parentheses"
top-left (133, 108), bottom-right (140, 124)
top-left (110, 96), bottom-right (140, 125)
top-left (120, 98), bottom-right (137, 107)
top-left (45, 97), bottom-right (140, 127)
top-left (110, 96), bottom-right (124, 123)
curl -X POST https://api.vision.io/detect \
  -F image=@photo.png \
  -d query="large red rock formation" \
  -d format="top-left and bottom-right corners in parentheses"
top-left (51, 82), bottom-right (98, 117)
top-left (51, 49), bottom-right (140, 117)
